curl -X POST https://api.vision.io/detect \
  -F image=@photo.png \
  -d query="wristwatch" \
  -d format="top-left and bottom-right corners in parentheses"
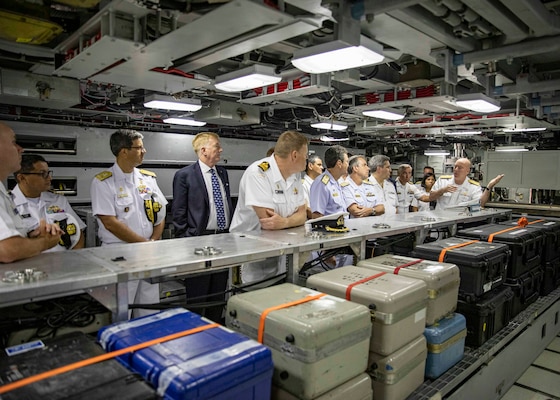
top-left (371, 208), bottom-right (376, 216)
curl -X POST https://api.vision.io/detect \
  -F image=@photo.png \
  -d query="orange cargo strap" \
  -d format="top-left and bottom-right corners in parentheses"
top-left (258, 294), bottom-right (326, 343)
top-left (346, 272), bottom-right (386, 301)
top-left (488, 226), bottom-right (522, 243)
top-left (528, 219), bottom-right (545, 225)
top-left (438, 240), bottom-right (479, 262)
top-left (0, 323), bottom-right (220, 395)
top-left (393, 259), bottom-right (423, 274)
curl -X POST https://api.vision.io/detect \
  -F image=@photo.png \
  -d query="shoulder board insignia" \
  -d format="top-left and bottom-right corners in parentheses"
top-left (321, 175), bottom-right (330, 185)
top-left (139, 169), bottom-right (156, 177)
top-left (258, 161), bottom-right (270, 172)
top-left (440, 175), bottom-right (452, 179)
top-left (468, 179), bottom-right (480, 186)
top-left (340, 181), bottom-right (350, 187)
top-left (415, 180), bottom-right (421, 184)
top-left (362, 180), bottom-right (372, 185)
top-left (95, 171), bottom-right (113, 181)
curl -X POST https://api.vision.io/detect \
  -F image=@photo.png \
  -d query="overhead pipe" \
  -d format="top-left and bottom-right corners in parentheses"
top-left (363, 0), bottom-right (429, 15)
top-left (454, 35), bottom-right (560, 65)
top-left (499, 0), bottom-right (560, 34)
top-left (494, 77), bottom-right (560, 96)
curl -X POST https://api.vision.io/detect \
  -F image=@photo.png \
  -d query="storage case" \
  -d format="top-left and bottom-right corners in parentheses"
top-left (98, 308), bottom-right (273, 400)
top-left (456, 285), bottom-right (514, 347)
top-left (423, 313), bottom-right (466, 379)
top-left (365, 232), bottom-right (416, 257)
top-left (499, 218), bottom-right (560, 262)
top-left (412, 237), bottom-right (509, 301)
top-left (505, 265), bottom-right (543, 317)
top-left (306, 265), bottom-right (427, 356)
top-left (357, 254), bottom-right (460, 325)
top-left (369, 335), bottom-right (427, 400)
top-left (226, 283), bottom-right (372, 400)
top-left (0, 332), bottom-right (156, 400)
top-left (457, 223), bottom-right (544, 279)
top-left (271, 373), bottom-right (372, 400)
top-left (542, 257), bottom-right (560, 295)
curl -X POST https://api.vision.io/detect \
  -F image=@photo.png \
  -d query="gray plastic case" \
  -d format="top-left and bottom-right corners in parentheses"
top-left (271, 373), bottom-right (372, 400)
top-left (226, 283), bottom-right (372, 400)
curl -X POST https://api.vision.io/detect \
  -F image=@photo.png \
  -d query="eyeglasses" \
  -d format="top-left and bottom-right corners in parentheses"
top-left (128, 146), bottom-right (146, 151)
top-left (21, 170), bottom-right (53, 179)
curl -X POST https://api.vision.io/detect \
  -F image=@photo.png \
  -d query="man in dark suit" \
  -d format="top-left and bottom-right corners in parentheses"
top-left (172, 132), bottom-right (232, 322)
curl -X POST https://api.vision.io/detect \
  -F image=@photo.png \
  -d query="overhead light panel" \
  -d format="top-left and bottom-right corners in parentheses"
top-left (320, 135), bottom-right (349, 142)
top-left (455, 93), bottom-right (501, 113)
top-left (424, 150), bottom-right (450, 156)
top-left (144, 94), bottom-right (202, 111)
top-left (444, 131), bottom-right (482, 136)
top-left (362, 108), bottom-right (405, 121)
top-left (163, 117), bottom-right (207, 127)
top-left (495, 145), bottom-right (528, 152)
top-left (214, 64), bottom-right (281, 92)
top-left (503, 127), bottom-right (546, 132)
top-left (311, 120), bottom-right (348, 131)
top-left (292, 36), bottom-right (384, 74)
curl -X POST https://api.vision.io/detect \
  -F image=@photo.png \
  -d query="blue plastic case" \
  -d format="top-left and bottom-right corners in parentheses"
top-left (97, 308), bottom-right (273, 400)
top-left (423, 313), bottom-right (466, 379)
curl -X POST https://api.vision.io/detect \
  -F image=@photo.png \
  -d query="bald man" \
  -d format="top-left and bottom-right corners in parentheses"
top-left (429, 158), bottom-right (503, 209)
top-left (0, 122), bottom-right (62, 263)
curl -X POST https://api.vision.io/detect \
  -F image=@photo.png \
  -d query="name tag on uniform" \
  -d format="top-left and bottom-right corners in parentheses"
top-left (275, 190), bottom-right (284, 194)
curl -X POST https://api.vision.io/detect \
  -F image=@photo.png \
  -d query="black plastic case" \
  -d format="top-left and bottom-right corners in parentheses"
top-left (456, 285), bottom-right (514, 348)
top-left (457, 223), bottom-right (544, 279)
top-left (0, 332), bottom-right (156, 400)
top-left (541, 257), bottom-right (560, 296)
top-left (412, 237), bottom-right (509, 302)
top-left (504, 266), bottom-right (544, 318)
top-left (499, 219), bottom-right (560, 263)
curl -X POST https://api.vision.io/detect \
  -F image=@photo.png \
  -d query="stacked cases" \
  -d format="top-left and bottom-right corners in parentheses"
top-left (357, 255), bottom-right (466, 379)
top-left (413, 237), bottom-right (514, 347)
top-left (306, 266), bottom-right (427, 400)
top-left (457, 223), bottom-right (545, 317)
top-left (226, 283), bottom-right (372, 400)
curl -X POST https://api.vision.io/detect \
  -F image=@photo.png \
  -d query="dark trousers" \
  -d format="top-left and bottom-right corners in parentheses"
top-left (184, 228), bottom-right (229, 323)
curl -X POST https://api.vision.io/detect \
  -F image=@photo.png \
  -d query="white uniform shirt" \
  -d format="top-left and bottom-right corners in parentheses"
top-left (0, 183), bottom-right (27, 241)
top-left (395, 180), bottom-right (424, 214)
top-left (230, 156), bottom-right (304, 283)
top-left (368, 176), bottom-right (398, 215)
top-left (230, 156), bottom-right (304, 233)
top-left (432, 175), bottom-right (482, 210)
top-left (91, 163), bottom-right (168, 245)
top-left (11, 185), bottom-right (86, 252)
top-left (302, 173), bottom-right (314, 206)
top-left (342, 178), bottom-right (378, 216)
top-left (412, 186), bottom-right (432, 212)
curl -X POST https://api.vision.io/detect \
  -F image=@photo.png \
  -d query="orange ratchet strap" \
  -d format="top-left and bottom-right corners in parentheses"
top-left (393, 259), bottom-right (423, 274)
top-left (258, 294), bottom-right (326, 343)
top-left (346, 272), bottom-right (386, 301)
top-left (0, 323), bottom-right (220, 395)
top-left (438, 240), bottom-right (479, 262)
top-left (488, 219), bottom-right (544, 242)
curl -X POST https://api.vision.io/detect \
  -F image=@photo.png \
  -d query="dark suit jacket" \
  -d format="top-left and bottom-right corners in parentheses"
top-left (172, 162), bottom-right (233, 237)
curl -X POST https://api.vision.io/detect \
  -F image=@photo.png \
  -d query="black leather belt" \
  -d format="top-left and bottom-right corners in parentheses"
top-left (201, 229), bottom-right (229, 235)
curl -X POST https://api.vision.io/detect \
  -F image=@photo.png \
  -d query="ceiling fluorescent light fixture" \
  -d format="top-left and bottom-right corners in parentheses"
top-left (320, 135), bottom-right (348, 142)
top-left (214, 64), bottom-right (281, 92)
top-left (444, 131), bottom-right (482, 136)
top-left (503, 127), bottom-right (547, 132)
top-left (163, 117), bottom-right (207, 127)
top-left (495, 145), bottom-right (528, 152)
top-left (424, 150), bottom-right (450, 156)
top-left (362, 108), bottom-right (405, 121)
top-left (292, 36), bottom-right (384, 74)
top-left (455, 93), bottom-right (501, 113)
top-left (144, 94), bottom-right (202, 111)
top-left (310, 120), bottom-right (348, 131)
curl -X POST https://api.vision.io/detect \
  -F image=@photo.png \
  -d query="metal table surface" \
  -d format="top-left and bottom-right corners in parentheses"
top-left (0, 250), bottom-right (118, 312)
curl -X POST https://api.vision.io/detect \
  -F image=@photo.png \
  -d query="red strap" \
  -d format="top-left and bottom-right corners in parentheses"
top-left (0, 323), bottom-right (220, 395)
top-left (346, 272), bottom-right (386, 300)
top-left (438, 240), bottom-right (479, 262)
top-left (258, 293), bottom-right (326, 343)
top-left (393, 259), bottom-right (423, 274)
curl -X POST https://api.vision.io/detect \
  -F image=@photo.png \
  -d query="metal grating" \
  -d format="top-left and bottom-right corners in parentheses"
top-left (407, 287), bottom-right (560, 399)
